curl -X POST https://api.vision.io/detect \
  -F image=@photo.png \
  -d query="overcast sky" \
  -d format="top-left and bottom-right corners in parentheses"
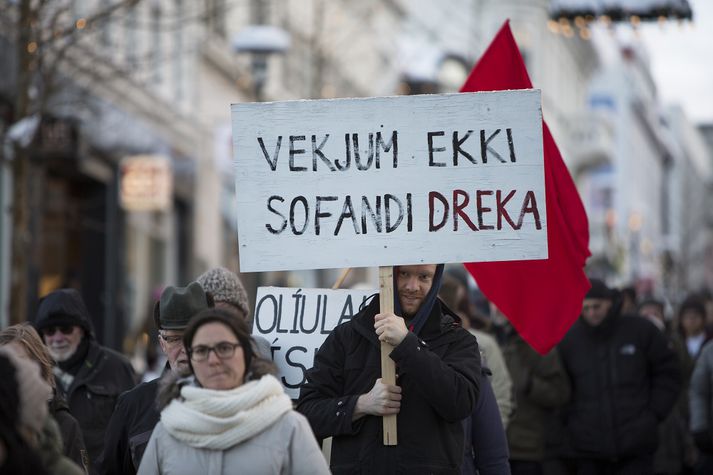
top-left (639, 0), bottom-right (713, 124)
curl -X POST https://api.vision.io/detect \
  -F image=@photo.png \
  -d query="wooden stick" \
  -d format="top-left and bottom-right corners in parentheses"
top-left (331, 268), bottom-right (352, 289)
top-left (378, 266), bottom-right (398, 445)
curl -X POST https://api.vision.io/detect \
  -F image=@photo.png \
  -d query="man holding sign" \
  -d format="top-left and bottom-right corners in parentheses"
top-left (297, 263), bottom-right (480, 474)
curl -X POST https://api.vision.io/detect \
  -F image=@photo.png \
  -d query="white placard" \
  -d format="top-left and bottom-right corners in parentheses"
top-left (253, 286), bottom-right (376, 399)
top-left (232, 90), bottom-right (546, 272)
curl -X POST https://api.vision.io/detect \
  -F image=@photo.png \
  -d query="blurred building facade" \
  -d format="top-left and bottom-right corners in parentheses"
top-left (0, 1), bottom-right (245, 346)
top-left (1, 0), bottom-right (710, 348)
top-left (551, 4), bottom-right (713, 300)
top-left (664, 109), bottom-right (713, 294)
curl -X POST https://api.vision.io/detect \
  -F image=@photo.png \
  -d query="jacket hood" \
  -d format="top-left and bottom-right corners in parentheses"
top-left (580, 291), bottom-right (623, 336)
top-left (393, 264), bottom-right (445, 336)
top-left (34, 289), bottom-right (95, 339)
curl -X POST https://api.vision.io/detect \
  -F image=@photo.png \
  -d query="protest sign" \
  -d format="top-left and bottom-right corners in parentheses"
top-left (253, 286), bottom-right (376, 399)
top-left (231, 90), bottom-right (546, 273)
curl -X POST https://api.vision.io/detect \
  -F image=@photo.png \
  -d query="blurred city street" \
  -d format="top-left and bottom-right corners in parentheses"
top-left (0, 0), bottom-right (711, 355)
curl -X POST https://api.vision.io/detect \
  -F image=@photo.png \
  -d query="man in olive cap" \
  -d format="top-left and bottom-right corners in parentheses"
top-left (99, 282), bottom-right (213, 475)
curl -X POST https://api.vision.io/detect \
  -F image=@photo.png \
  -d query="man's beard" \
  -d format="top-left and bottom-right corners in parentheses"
top-left (48, 344), bottom-right (76, 362)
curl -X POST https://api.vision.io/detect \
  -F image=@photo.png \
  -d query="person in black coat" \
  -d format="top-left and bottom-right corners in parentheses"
top-left (558, 279), bottom-right (681, 474)
top-left (462, 368), bottom-right (511, 475)
top-left (98, 282), bottom-right (214, 475)
top-left (33, 289), bottom-right (137, 475)
top-left (297, 264), bottom-right (481, 474)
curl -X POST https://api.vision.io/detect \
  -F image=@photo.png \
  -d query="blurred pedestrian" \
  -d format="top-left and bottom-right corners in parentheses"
top-left (619, 285), bottom-right (637, 315)
top-left (502, 323), bottom-right (570, 475)
top-left (677, 296), bottom-right (711, 372)
top-left (639, 298), bottom-right (668, 332)
top-left (99, 282), bottom-right (214, 475)
top-left (197, 266), bottom-right (272, 360)
top-left (440, 274), bottom-right (514, 428)
top-left (690, 340), bottom-right (713, 474)
top-left (439, 275), bottom-right (510, 474)
top-left (0, 323), bottom-right (88, 472)
top-left (137, 308), bottom-right (328, 475)
top-left (462, 375), bottom-right (511, 475)
top-left (637, 298), bottom-right (698, 474)
top-left (0, 345), bottom-right (84, 475)
top-left (33, 288), bottom-right (137, 474)
top-left (558, 279), bottom-right (681, 473)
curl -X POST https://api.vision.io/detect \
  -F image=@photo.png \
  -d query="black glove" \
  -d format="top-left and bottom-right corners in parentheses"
top-left (693, 430), bottom-right (713, 454)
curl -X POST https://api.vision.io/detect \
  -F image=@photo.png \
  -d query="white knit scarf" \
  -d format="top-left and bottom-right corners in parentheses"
top-left (161, 374), bottom-right (292, 450)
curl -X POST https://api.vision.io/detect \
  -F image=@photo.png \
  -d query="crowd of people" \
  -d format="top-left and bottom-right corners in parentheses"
top-left (1, 263), bottom-right (713, 475)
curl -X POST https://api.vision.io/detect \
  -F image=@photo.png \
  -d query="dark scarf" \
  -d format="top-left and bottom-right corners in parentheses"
top-left (57, 337), bottom-right (90, 374)
top-left (394, 264), bottom-right (445, 336)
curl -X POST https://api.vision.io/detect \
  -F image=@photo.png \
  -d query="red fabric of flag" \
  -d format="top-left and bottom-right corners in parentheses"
top-left (461, 21), bottom-right (591, 354)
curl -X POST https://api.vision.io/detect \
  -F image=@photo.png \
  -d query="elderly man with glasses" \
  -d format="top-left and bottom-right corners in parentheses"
top-left (34, 288), bottom-right (137, 475)
top-left (98, 282), bottom-right (214, 475)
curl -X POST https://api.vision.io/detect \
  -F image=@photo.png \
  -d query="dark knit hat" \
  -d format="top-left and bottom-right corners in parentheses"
top-left (154, 282), bottom-right (213, 330)
top-left (196, 267), bottom-right (250, 318)
top-left (585, 278), bottom-right (613, 300)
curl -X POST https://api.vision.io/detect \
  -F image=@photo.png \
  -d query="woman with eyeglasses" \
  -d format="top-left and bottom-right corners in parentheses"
top-left (137, 308), bottom-right (329, 475)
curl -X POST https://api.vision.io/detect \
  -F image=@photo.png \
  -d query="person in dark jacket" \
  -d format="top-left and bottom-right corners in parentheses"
top-left (297, 264), bottom-right (481, 474)
top-left (98, 282), bottom-right (214, 475)
top-left (462, 369), bottom-right (511, 475)
top-left (638, 298), bottom-right (698, 474)
top-left (438, 273), bottom-right (510, 475)
top-left (0, 323), bottom-right (88, 473)
top-left (502, 324), bottom-right (570, 475)
top-left (33, 288), bottom-right (137, 475)
top-left (690, 340), bottom-right (713, 473)
top-left (558, 279), bottom-right (681, 474)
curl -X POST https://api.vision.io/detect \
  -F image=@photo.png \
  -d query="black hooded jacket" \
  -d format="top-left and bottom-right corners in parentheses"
top-left (558, 299), bottom-right (681, 461)
top-left (98, 365), bottom-right (170, 475)
top-left (35, 289), bottom-right (137, 474)
top-left (297, 296), bottom-right (481, 474)
top-left (50, 392), bottom-right (89, 474)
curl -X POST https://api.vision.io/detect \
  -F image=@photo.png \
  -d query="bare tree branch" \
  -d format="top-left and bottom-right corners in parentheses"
top-left (40, 0), bottom-right (141, 45)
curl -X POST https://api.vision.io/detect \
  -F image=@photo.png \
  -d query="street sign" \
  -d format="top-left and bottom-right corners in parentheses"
top-left (119, 155), bottom-right (172, 212)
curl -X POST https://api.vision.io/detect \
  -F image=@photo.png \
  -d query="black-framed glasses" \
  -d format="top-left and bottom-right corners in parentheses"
top-left (189, 342), bottom-right (241, 362)
top-left (42, 325), bottom-right (75, 337)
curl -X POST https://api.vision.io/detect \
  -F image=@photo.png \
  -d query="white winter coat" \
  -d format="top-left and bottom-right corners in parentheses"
top-left (137, 410), bottom-right (329, 475)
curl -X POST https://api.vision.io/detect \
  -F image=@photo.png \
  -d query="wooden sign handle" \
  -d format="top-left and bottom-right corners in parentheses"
top-left (379, 266), bottom-right (398, 445)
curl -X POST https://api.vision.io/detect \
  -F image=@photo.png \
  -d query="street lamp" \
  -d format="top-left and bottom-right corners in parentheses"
top-left (232, 25), bottom-right (291, 101)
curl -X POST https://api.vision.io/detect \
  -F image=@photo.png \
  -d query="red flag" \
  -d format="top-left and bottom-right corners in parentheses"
top-left (461, 21), bottom-right (591, 354)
